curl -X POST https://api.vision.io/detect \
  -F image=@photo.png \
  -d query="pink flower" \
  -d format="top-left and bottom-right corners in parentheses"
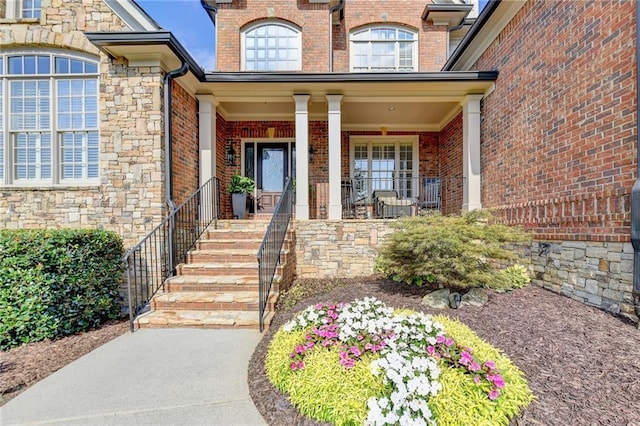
top-left (291, 362), bottom-right (298, 371)
top-left (427, 345), bottom-right (436, 356)
top-left (350, 346), bottom-right (362, 357)
top-left (492, 374), bottom-right (506, 389)
top-left (484, 360), bottom-right (497, 370)
top-left (488, 389), bottom-right (500, 400)
top-left (445, 337), bottom-right (455, 347)
top-left (474, 375), bottom-right (482, 384)
top-left (315, 303), bottom-right (324, 310)
top-left (436, 335), bottom-right (446, 344)
top-left (365, 343), bottom-right (373, 350)
top-left (469, 361), bottom-right (481, 372)
top-left (460, 351), bottom-right (473, 366)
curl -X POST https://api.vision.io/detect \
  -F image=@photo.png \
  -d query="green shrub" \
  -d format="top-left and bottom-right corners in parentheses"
top-left (375, 211), bottom-right (530, 290)
top-left (0, 229), bottom-right (124, 350)
top-left (265, 302), bottom-right (533, 425)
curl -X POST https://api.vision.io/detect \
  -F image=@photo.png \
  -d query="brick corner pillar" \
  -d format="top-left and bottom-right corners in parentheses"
top-left (461, 94), bottom-right (483, 212)
top-left (293, 94), bottom-right (311, 220)
top-left (326, 94), bottom-right (343, 220)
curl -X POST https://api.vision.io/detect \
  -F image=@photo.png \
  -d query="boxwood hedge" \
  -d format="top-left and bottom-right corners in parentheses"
top-left (0, 229), bottom-right (124, 350)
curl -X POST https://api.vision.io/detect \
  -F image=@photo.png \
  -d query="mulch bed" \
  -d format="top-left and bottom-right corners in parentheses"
top-left (248, 279), bottom-right (640, 425)
top-left (0, 319), bottom-right (129, 406)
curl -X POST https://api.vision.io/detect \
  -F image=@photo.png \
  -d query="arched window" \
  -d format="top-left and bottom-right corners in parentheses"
top-left (350, 26), bottom-right (418, 72)
top-left (242, 22), bottom-right (301, 71)
top-left (0, 50), bottom-right (99, 185)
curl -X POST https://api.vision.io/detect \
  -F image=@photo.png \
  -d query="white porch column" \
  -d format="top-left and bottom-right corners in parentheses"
top-left (196, 95), bottom-right (219, 187)
top-left (461, 95), bottom-right (483, 212)
top-left (294, 94), bottom-right (311, 220)
top-left (326, 94), bottom-right (343, 220)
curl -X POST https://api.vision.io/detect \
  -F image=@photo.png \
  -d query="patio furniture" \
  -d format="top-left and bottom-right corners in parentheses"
top-left (373, 190), bottom-right (413, 218)
top-left (419, 178), bottom-right (441, 214)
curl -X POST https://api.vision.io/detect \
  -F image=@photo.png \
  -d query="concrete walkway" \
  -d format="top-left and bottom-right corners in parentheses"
top-left (1, 329), bottom-right (267, 425)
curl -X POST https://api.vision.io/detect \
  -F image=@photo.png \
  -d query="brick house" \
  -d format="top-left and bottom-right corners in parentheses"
top-left (1, 0), bottom-right (638, 325)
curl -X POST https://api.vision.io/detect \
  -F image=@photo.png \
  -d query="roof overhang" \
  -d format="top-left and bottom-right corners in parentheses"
top-left (443, 0), bottom-right (526, 71)
top-left (85, 31), bottom-right (498, 131)
top-left (422, 3), bottom-right (474, 27)
top-left (85, 31), bottom-right (204, 76)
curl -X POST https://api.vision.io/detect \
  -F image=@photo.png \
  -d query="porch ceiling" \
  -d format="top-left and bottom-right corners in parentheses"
top-left (202, 80), bottom-right (493, 131)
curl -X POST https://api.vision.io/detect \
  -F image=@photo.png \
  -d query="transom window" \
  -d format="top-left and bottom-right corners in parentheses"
top-left (0, 51), bottom-right (99, 186)
top-left (350, 26), bottom-right (418, 72)
top-left (350, 137), bottom-right (419, 200)
top-left (242, 22), bottom-right (301, 71)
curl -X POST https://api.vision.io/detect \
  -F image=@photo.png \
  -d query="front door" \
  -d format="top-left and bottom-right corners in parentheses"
top-left (256, 143), bottom-right (289, 213)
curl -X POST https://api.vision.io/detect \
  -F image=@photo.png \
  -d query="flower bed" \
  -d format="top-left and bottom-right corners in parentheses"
top-left (266, 297), bottom-right (533, 425)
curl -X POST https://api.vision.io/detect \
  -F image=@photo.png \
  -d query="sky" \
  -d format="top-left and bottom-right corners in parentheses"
top-left (136, 0), bottom-right (216, 70)
top-left (135, 0), bottom-right (489, 72)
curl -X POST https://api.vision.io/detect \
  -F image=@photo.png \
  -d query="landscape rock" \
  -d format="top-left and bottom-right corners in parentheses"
top-left (421, 289), bottom-right (451, 309)
top-left (461, 288), bottom-right (489, 307)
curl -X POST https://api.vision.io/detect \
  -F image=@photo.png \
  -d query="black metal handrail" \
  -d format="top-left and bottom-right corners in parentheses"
top-left (123, 177), bottom-right (220, 331)
top-left (257, 177), bottom-right (293, 331)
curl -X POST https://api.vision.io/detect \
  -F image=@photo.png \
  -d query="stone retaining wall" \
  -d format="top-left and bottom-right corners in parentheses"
top-left (294, 220), bottom-right (395, 278)
top-left (293, 219), bottom-right (638, 323)
top-left (531, 240), bottom-right (636, 322)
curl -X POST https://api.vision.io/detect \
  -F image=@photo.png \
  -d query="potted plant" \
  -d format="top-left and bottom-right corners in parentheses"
top-left (227, 173), bottom-right (255, 219)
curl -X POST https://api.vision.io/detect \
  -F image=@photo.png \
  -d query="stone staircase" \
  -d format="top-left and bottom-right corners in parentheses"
top-left (135, 220), bottom-right (294, 330)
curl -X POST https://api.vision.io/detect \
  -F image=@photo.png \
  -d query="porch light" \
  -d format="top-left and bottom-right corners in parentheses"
top-left (225, 141), bottom-right (236, 166)
top-left (309, 146), bottom-right (316, 163)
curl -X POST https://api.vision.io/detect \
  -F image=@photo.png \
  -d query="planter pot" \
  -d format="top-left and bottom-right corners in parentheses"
top-left (231, 192), bottom-right (248, 219)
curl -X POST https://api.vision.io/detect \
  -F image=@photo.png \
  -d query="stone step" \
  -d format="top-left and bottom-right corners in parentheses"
top-left (135, 309), bottom-right (276, 330)
top-left (186, 248), bottom-right (258, 263)
top-left (204, 230), bottom-right (267, 240)
top-left (177, 262), bottom-right (260, 276)
top-left (165, 275), bottom-right (261, 292)
top-left (157, 290), bottom-right (277, 312)
top-left (186, 248), bottom-right (292, 265)
top-left (151, 290), bottom-right (276, 312)
top-left (195, 239), bottom-right (263, 250)
top-left (211, 220), bottom-right (270, 232)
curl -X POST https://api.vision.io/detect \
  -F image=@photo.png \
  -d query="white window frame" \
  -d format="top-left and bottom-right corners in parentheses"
top-left (241, 21), bottom-right (302, 71)
top-left (4, 0), bottom-right (42, 19)
top-left (349, 26), bottom-right (418, 72)
top-left (0, 49), bottom-right (100, 187)
top-left (349, 135), bottom-right (419, 201)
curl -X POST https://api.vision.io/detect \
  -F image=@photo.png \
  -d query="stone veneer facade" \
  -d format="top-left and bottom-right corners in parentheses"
top-left (0, 0), bottom-right (176, 248)
top-left (295, 220), bottom-right (395, 279)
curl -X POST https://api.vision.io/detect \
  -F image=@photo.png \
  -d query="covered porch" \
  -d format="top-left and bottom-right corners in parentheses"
top-left (195, 72), bottom-right (496, 220)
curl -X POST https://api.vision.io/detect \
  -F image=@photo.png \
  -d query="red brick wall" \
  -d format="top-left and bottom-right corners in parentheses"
top-left (475, 0), bottom-right (636, 241)
top-left (216, 0), bottom-right (448, 72)
top-left (216, 1), bottom-right (330, 72)
top-left (439, 113), bottom-right (464, 215)
top-left (332, 0), bottom-right (448, 72)
top-left (171, 81), bottom-right (199, 205)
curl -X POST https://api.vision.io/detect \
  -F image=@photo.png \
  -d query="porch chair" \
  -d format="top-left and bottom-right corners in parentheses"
top-left (419, 178), bottom-right (441, 214)
top-left (342, 178), bottom-right (367, 218)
